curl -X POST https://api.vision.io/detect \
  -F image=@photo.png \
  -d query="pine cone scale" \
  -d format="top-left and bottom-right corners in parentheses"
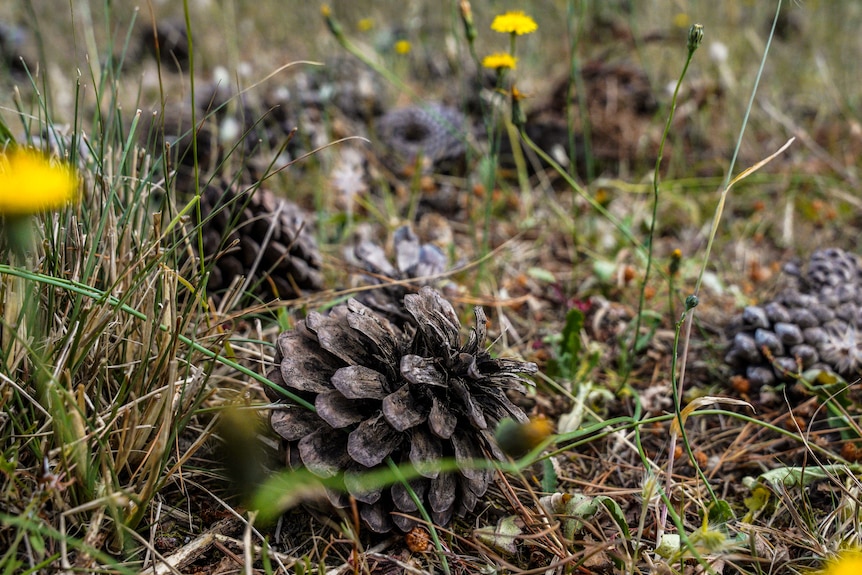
top-left (391, 479), bottom-right (425, 512)
top-left (408, 427), bottom-right (443, 478)
top-left (344, 471), bottom-right (383, 504)
top-left (270, 407), bottom-right (320, 441)
top-left (428, 397), bottom-right (458, 439)
top-left (331, 365), bottom-right (391, 399)
top-left (400, 354), bottom-right (448, 387)
top-left (315, 390), bottom-right (368, 428)
top-left (428, 472), bottom-right (457, 518)
top-left (276, 332), bottom-right (337, 394)
top-left (298, 430), bottom-right (351, 477)
top-left (452, 378), bottom-right (488, 430)
top-left (347, 413), bottom-right (401, 467)
top-left (382, 385), bottom-right (428, 431)
top-left (405, 290), bottom-right (460, 350)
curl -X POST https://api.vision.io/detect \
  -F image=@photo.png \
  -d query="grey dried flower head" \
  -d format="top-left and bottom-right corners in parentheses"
top-left (265, 286), bottom-right (537, 532)
top-left (725, 248), bottom-right (862, 388)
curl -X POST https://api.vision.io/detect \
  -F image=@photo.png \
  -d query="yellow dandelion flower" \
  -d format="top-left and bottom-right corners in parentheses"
top-left (673, 12), bottom-right (691, 28)
top-left (0, 149), bottom-right (78, 215)
top-left (482, 52), bottom-right (517, 70)
top-left (813, 549), bottom-right (862, 575)
top-left (490, 11), bottom-right (538, 35)
top-left (394, 40), bottom-right (412, 55)
top-left (495, 416), bottom-right (553, 458)
top-left (357, 18), bottom-right (374, 32)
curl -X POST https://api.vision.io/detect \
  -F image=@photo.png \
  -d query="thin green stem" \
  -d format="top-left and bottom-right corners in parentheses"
top-left (671, 3), bottom-right (782, 539)
top-left (626, 27), bottom-right (700, 387)
top-left (385, 458), bottom-right (451, 575)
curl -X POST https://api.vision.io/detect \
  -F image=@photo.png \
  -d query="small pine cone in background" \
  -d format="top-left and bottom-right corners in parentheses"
top-left (725, 248), bottom-right (862, 389)
top-left (265, 286), bottom-right (537, 533)
top-left (345, 225), bottom-right (450, 325)
top-left (196, 182), bottom-right (323, 305)
top-left (375, 103), bottom-right (469, 176)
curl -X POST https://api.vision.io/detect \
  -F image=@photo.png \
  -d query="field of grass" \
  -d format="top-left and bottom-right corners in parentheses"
top-left (3, 1), bottom-right (862, 574)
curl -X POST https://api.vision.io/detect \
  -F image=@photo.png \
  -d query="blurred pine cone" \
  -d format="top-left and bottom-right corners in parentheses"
top-left (265, 286), bottom-right (537, 532)
top-left (197, 182), bottom-right (323, 304)
top-left (137, 18), bottom-right (191, 71)
top-left (345, 225), bottom-right (450, 325)
top-left (375, 103), bottom-right (469, 176)
top-left (508, 59), bottom-right (658, 179)
top-left (725, 248), bottom-right (862, 389)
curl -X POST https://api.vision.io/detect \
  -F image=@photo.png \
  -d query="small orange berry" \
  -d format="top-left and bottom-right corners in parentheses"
top-left (730, 375), bottom-right (750, 395)
top-left (405, 526), bottom-right (430, 553)
top-left (643, 285), bottom-right (657, 300)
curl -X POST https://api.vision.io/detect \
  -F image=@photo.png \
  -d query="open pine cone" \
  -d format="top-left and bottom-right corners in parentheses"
top-left (346, 225), bottom-right (450, 325)
top-left (265, 286), bottom-right (537, 532)
top-left (375, 103), bottom-right (469, 176)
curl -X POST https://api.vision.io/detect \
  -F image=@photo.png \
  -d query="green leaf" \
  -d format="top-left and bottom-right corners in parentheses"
top-left (557, 307), bottom-right (584, 378)
top-left (527, 267), bottom-right (556, 283)
top-left (260, 537), bottom-right (273, 574)
top-left (27, 532), bottom-right (46, 556)
top-left (596, 496), bottom-right (630, 540)
top-left (592, 260), bottom-right (616, 283)
top-left (655, 534), bottom-right (681, 559)
top-left (707, 499), bottom-right (735, 525)
top-left (757, 464), bottom-right (861, 491)
top-left (541, 458), bottom-right (557, 493)
top-left (0, 117), bottom-right (14, 147)
top-left (475, 515), bottom-right (523, 556)
top-left (633, 310), bottom-right (661, 353)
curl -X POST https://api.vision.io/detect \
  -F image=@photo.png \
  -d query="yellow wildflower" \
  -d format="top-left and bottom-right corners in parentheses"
top-left (394, 40), bottom-right (412, 55)
top-left (482, 52), bottom-right (517, 70)
top-left (669, 248), bottom-right (683, 276)
top-left (673, 12), bottom-right (690, 28)
top-left (812, 549), bottom-right (862, 575)
top-left (357, 18), bottom-right (374, 32)
top-left (495, 416), bottom-right (553, 458)
top-left (0, 149), bottom-right (78, 215)
top-left (490, 11), bottom-right (538, 35)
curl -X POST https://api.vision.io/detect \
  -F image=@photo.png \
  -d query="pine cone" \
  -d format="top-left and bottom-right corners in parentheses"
top-left (198, 182), bottom-right (323, 304)
top-left (725, 248), bottom-right (862, 388)
top-left (509, 59), bottom-right (659, 178)
top-left (375, 104), bottom-right (469, 176)
top-left (265, 286), bottom-right (537, 532)
top-left (137, 18), bottom-right (191, 71)
top-left (346, 225), bottom-right (450, 325)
